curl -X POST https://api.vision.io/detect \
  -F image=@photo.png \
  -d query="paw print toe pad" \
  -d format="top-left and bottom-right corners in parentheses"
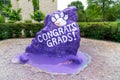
top-left (51, 12), bottom-right (68, 26)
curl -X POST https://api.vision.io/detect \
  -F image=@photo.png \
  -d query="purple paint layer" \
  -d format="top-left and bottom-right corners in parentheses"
top-left (12, 6), bottom-right (91, 74)
top-left (27, 51), bottom-right (90, 74)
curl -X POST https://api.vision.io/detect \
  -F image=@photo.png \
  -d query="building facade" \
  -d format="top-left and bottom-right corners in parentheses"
top-left (11, 0), bottom-right (57, 21)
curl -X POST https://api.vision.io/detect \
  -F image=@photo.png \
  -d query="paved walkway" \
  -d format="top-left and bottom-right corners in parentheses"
top-left (0, 38), bottom-right (120, 80)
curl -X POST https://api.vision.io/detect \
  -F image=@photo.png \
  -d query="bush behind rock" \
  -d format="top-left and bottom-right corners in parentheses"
top-left (0, 22), bottom-right (120, 42)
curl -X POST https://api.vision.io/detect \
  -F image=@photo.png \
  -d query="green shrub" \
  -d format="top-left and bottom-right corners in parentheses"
top-left (24, 20), bottom-right (32, 23)
top-left (116, 19), bottom-right (120, 22)
top-left (0, 23), bottom-right (44, 40)
top-left (78, 22), bottom-right (120, 42)
top-left (3, 7), bottom-right (22, 22)
top-left (0, 22), bottom-right (120, 42)
top-left (112, 23), bottom-right (120, 42)
top-left (31, 10), bottom-right (45, 22)
top-left (0, 15), bottom-right (5, 23)
top-left (32, 0), bottom-right (39, 11)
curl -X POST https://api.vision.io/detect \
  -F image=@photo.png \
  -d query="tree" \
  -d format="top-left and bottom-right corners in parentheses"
top-left (87, 0), bottom-right (116, 21)
top-left (85, 4), bottom-right (102, 21)
top-left (32, 0), bottom-right (39, 11)
top-left (0, 0), bottom-right (3, 11)
top-left (87, 0), bottom-right (120, 21)
top-left (31, 0), bottom-right (45, 22)
top-left (68, 1), bottom-right (84, 11)
top-left (3, 7), bottom-right (22, 22)
top-left (31, 10), bottom-right (45, 22)
top-left (113, 2), bottom-right (120, 20)
top-left (68, 1), bottom-right (86, 22)
top-left (52, 0), bottom-right (55, 2)
top-left (0, 0), bottom-right (13, 22)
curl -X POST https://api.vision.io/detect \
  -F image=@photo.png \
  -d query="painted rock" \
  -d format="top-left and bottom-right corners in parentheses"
top-left (25, 6), bottom-right (80, 57)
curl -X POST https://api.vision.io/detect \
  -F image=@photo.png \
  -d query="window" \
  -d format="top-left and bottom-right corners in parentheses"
top-left (2, 0), bottom-right (8, 5)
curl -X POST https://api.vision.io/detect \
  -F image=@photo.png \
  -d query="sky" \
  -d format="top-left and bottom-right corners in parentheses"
top-left (57, 0), bottom-right (88, 10)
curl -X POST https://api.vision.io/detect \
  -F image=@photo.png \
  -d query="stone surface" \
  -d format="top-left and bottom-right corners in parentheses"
top-left (0, 38), bottom-right (120, 80)
top-left (25, 6), bottom-right (80, 57)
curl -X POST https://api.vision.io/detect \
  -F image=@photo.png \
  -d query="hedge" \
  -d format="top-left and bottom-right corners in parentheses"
top-left (0, 23), bottom-right (43, 40)
top-left (78, 22), bottom-right (120, 42)
top-left (0, 22), bottom-right (120, 42)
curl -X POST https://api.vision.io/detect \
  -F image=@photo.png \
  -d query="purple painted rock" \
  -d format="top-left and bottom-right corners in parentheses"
top-left (12, 6), bottom-right (91, 74)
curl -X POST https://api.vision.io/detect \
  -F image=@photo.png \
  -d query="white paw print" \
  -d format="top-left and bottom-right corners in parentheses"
top-left (51, 12), bottom-right (68, 27)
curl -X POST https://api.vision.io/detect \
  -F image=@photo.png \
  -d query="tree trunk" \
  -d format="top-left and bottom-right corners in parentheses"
top-left (102, 0), bottom-right (105, 21)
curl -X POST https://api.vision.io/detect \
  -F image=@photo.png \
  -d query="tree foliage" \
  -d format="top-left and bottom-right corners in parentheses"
top-left (68, 0), bottom-right (120, 22)
top-left (31, 10), bottom-right (45, 22)
top-left (0, 14), bottom-right (5, 23)
top-left (52, 0), bottom-right (55, 2)
top-left (32, 0), bottom-right (39, 11)
top-left (86, 0), bottom-right (120, 21)
top-left (68, 1), bottom-right (84, 11)
top-left (3, 7), bottom-right (22, 22)
top-left (86, 4), bottom-right (102, 22)
top-left (68, 1), bottom-right (85, 22)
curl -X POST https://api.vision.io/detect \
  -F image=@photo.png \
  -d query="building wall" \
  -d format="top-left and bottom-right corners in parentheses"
top-left (39, 0), bottom-right (57, 16)
top-left (11, 0), bottom-right (57, 21)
